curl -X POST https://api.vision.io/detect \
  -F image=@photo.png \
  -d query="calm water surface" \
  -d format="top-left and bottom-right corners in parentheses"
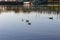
top-left (0, 6), bottom-right (60, 40)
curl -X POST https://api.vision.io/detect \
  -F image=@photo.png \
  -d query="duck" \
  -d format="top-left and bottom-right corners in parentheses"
top-left (26, 20), bottom-right (29, 22)
top-left (28, 23), bottom-right (31, 25)
top-left (49, 17), bottom-right (53, 19)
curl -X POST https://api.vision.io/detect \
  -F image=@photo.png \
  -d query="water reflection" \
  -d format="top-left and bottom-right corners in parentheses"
top-left (0, 5), bottom-right (60, 12)
top-left (0, 5), bottom-right (59, 20)
top-left (0, 5), bottom-right (60, 40)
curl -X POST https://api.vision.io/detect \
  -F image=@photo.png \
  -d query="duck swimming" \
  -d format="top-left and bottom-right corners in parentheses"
top-left (28, 23), bottom-right (31, 25)
top-left (49, 17), bottom-right (53, 19)
top-left (26, 20), bottom-right (29, 22)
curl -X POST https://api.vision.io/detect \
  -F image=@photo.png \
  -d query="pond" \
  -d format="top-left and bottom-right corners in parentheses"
top-left (0, 6), bottom-right (60, 40)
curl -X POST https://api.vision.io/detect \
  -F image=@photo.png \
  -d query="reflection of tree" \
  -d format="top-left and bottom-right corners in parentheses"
top-left (0, 5), bottom-right (60, 13)
top-left (6, 6), bottom-right (20, 13)
top-left (48, 6), bottom-right (60, 11)
top-left (0, 5), bottom-right (60, 20)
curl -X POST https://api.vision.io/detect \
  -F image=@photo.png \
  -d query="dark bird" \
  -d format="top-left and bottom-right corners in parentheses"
top-left (26, 20), bottom-right (29, 22)
top-left (49, 17), bottom-right (53, 19)
top-left (28, 23), bottom-right (31, 25)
